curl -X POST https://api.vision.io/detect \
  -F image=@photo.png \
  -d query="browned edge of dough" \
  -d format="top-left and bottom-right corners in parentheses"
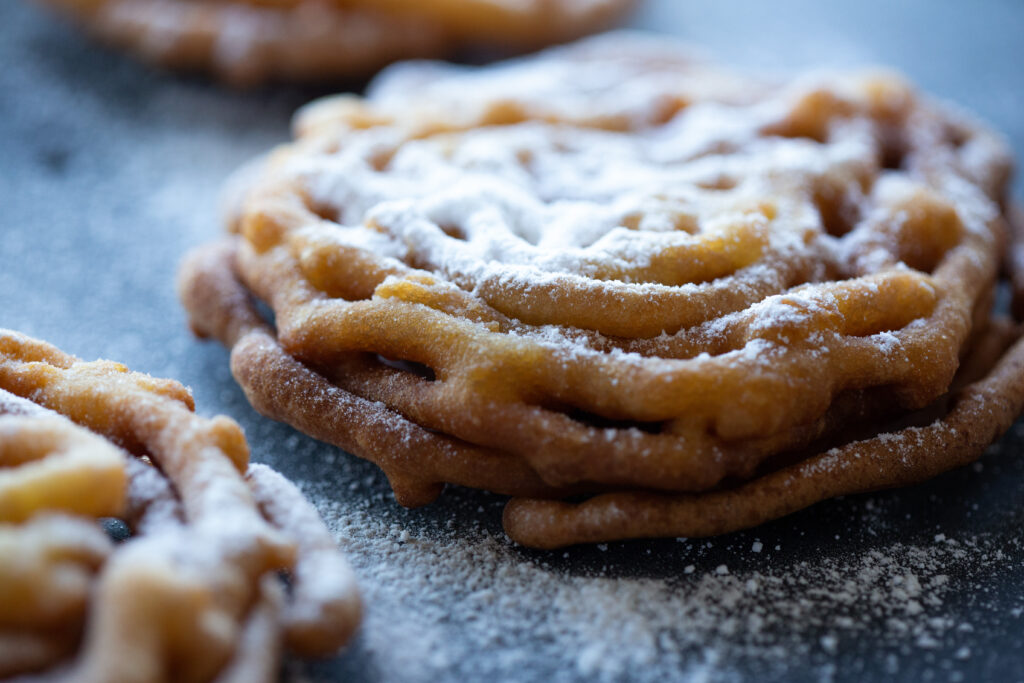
top-left (178, 239), bottom-right (566, 508)
top-left (502, 330), bottom-right (1024, 548)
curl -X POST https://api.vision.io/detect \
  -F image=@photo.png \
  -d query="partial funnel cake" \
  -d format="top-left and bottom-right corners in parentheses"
top-left (0, 329), bottom-right (361, 681)
top-left (32, 0), bottom-right (637, 85)
top-left (179, 34), bottom-right (1024, 548)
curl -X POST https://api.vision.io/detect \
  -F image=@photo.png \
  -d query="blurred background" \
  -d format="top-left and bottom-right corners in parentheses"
top-left (2, 1), bottom-right (1023, 681)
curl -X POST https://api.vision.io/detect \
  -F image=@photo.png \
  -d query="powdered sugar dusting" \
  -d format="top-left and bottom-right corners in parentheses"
top-left (286, 467), bottom-right (1024, 682)
top-left (273, 34), bottom-right (1012, 425)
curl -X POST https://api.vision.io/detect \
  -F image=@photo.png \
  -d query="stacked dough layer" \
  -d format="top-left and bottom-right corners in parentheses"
top-left (0, 329), bottom-right (360, 680)
top-left (180, 35), bottom-right (1024, 547)
top-left (34, 0), bottom-right (637, 84)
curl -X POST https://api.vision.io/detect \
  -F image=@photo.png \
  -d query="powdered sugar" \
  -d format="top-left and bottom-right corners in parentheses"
top-left (278, 34), bottom-right (1010, 405)
top-left (291, 473), bottom-right (1024, 682)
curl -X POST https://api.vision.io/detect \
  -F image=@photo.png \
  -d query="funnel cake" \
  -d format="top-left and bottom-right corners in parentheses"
top-left (33, 0), bottom-right (636, 85)
top-left (180, 35), bottom-right (1024, 547)
top-left (0, 330), bottom-right (360, 680)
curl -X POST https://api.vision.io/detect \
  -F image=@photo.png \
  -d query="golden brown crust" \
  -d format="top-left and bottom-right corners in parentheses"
top-left (180, 35), bottom-right (1022, 547)
top-left (0, 412), bottom-right (126, 524)
top-left (0, 330), bottom-right (360, 679)
top-left (503, 329), bottom-right (1024, 547)
top-left (180, 239), bottom-right (567, 508)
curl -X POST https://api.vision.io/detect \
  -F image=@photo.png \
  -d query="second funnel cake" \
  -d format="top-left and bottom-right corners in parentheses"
top-left (181, 34), bottom-right (1024, 548)
top-left (0, 330), bottom-right (361, 680)
top-left (34, 0), bottom-right (636, 85)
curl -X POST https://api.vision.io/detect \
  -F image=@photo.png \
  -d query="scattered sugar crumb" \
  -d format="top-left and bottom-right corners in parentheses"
top-left (296, 482), bottom-right (1024, 683)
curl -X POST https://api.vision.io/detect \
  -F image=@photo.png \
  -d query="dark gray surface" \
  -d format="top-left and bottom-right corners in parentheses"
top-left (2, 1), bottom-right (1024, 681)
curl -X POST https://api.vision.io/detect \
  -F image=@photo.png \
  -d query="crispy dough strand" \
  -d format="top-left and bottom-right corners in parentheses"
top-left (180, 240), bottom-right (563, 507)
top-left (503, 329), bottom-right (1024, 547)
top-left (0, 400), bottom-right (126, 523)
top-left (246, 463), bottom-right (362, 656)
top-left (0, 331), bottom-right (360, 680)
